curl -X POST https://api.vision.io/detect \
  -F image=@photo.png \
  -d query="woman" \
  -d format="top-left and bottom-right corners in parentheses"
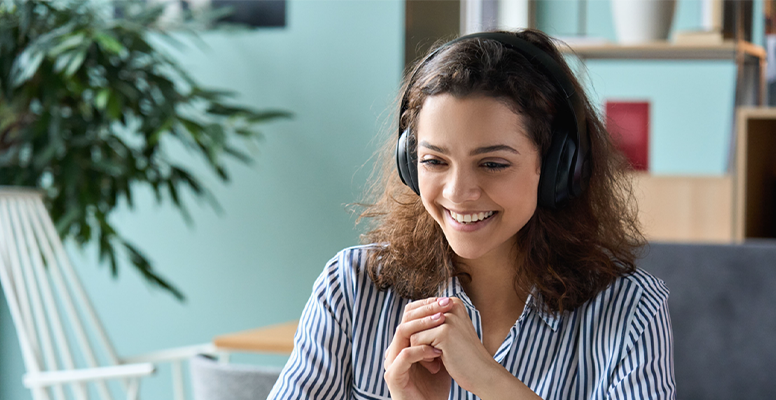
top-left (269, 29), bottom-right (675, 400)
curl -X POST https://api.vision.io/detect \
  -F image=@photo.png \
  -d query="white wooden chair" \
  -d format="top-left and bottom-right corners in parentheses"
top-left (0, 188), bottom-right (220, 400)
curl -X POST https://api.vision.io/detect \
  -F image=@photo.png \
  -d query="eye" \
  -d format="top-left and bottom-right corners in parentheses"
top-left (482, 161), bottom-right (509, 171)
top-left (419, 158), bottom-right (446, 169)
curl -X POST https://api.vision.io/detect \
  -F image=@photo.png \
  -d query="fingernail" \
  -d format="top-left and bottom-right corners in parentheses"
top-left (431, 312), bottom-right (442, 320)
top-left (432, 348), bottom-right (442, 354)
top-left (438, 297), bottom-right (450, 306)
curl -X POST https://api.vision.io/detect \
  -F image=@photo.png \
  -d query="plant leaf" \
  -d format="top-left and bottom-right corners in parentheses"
top-left (49, 32), bottom-right (86, 57)
top-left (94, 32), bottom-right (125, 55)
top-left (63, 47), bottom-right (87, 77)
top-left (95, 89), bottom-right (110, 110)
top-left (2, 0), bottom-right (289, 303)
top-left (11, 49), bottom-right (45, 87)
top-left (123, 241), bottom-right (185, 301)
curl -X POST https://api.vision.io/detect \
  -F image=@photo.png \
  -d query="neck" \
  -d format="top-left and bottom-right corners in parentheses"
top-left (455, 247), bottom-right (527, 317)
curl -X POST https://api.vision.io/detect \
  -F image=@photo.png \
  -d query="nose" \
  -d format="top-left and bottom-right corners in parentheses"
top-left (443, 165), bottom-right (481, 204)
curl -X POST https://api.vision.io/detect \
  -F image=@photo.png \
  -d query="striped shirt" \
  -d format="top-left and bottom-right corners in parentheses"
top-left (268, 245), bottom-right (675, 399)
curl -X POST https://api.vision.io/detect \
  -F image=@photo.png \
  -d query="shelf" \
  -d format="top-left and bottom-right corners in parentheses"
top-left (630, 172), bottom-right (733, 243)
top-left (559, 40), bottom-right (765, 61)
top-left (735, 108), bottom-right (776, 241)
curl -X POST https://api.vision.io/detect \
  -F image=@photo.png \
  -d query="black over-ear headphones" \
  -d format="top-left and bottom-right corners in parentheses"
top-left (395, 32), bottom-right (591, 209)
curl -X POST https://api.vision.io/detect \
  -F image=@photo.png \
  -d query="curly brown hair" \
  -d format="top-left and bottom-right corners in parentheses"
top-left (358, 29), bottom-right (645, 313)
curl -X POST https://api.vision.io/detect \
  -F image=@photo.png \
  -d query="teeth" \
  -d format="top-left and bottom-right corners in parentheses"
top-left (450, 210), bottom-right (494, 224)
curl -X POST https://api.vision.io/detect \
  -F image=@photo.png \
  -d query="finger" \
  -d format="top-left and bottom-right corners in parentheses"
top-left (409, 319), bottom-right (449, 348)
top-left (402, 297), bottom-right (453, 323)
top-left (420, 358), bottom-right (442, 374)
top-left (385, 312), bottom-right (445, 363)
top-left (445, 297), bottom-right (468, 317)
top-left (384, 345), bottom-right (442, 377)
top-left (401, 297), bottom-right (438, 319)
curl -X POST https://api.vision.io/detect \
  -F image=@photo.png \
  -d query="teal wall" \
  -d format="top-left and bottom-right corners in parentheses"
top-left (537, 0), bottom-right (762, 175)
top-left (0, 0), bottom-right (403, 398)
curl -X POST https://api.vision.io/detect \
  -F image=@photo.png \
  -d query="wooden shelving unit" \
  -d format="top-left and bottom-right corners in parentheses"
top-left (560, 40), bottom-right (766, 105)
top-left (561, 41), bottom-right (767, 243)
top-left (560, 40), bottom-right (765, 61)
top-left (735, 107), bottom-right (776, 241)
top-left (630, 172), bottom-right (733, 243)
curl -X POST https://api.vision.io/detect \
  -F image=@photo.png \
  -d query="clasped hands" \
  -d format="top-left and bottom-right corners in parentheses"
top-left (383, 297), bottom-right (501, 400)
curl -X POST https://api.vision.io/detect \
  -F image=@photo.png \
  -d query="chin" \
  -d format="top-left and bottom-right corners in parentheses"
top-left (447, 241), bottom-right (489, 261)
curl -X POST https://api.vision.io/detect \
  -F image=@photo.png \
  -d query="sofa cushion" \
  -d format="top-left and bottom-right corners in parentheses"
top-left (637, 241), bottom-right (776, 400)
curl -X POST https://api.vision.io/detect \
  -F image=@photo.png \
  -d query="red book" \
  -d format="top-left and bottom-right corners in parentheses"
top-left (605, 101), bottom-right (649, 171)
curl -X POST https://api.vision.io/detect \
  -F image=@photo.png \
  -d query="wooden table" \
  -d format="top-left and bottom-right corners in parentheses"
top-left (213, 321), bottom-right (298, 354)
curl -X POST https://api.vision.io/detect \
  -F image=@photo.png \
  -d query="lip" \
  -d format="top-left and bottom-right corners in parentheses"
top-left (444, 208), bottom-right (497, 232)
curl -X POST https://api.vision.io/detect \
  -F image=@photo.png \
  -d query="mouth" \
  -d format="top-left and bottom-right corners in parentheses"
top-left (447, 209), bottom-right (497, 225)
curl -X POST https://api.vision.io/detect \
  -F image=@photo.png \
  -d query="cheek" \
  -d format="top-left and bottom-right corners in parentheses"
top-left (418, 174), bottom-right (448, 224)
top-left (418, 174), bottom-right (436, 213)
top-left (505, 169), bottom-right (541, 209)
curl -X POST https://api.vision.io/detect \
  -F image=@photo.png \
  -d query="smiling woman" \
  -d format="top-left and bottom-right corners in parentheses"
top-left (416, 95), bottom-right (541, 264)
top-left (268, 30), bottom-right (675, 400)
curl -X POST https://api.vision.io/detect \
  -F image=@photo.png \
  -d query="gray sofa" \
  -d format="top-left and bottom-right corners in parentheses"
top-left (637, 241), bottom-right (776, 400)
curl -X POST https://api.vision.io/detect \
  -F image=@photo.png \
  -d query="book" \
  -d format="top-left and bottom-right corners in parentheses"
top-left (605, 101), bottom-right (650, 171)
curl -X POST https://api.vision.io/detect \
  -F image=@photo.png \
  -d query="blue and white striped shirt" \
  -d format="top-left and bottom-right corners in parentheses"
top-left (269, 245), bottom-right (675, 399)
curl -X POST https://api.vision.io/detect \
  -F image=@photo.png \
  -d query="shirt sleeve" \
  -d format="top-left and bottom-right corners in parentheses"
top-left (268, 254), bottom-right (354, 399)
top-left (606, 299), bottom-right (676, 400)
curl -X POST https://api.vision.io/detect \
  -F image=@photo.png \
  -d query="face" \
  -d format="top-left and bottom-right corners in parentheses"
top-left (416, 93), bottom-right (542, 263)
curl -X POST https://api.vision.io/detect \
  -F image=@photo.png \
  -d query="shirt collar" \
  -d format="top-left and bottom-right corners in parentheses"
top-left (526, 290), bottom-right (562, 332)
top-left (438, 276), bottom-right (562, 332)
top-left (439, 275), bottom-right (475, 309)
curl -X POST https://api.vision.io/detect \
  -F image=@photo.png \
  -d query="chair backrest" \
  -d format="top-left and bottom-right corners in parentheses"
top-left (0, 188), bottom-right (121, 400)
top-left (638, 241), bottom-right (776, 400)
top-left (189, 355), bottom-right (281, 400)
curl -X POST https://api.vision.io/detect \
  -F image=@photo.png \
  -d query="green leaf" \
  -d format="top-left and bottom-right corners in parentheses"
top-left (63, 48), bottom-right (87, 77)
top-left (178, 117), bottom-right (204, 138)
top-left (49, 32), bottom-right (86, 57)
top-left (115, 81), bottom-right (140, 102)
top-left (191, 88), bottom-right (233, 101)
top-left (53, 49), bottom-right (76, 74)
top-left (214, 164), bottom-right (228, 181)
top-left (54, 207), bottom-right (82, 236)
top-left (170, 166), bottom-right (203, 195)
top-left (107, 92), bottom-right (122, 119)
top-left (223, 145), bottom-right (252, 164)
top-left (11, 49), bottom-right (44, 87)
top-left (244, 109), bottom-right (293, 123)
top-left (206, 103), bottom-right (247, 116)
top-left (235, 128), bottom-right (262, 139)
top-left (123, 241), bottom-right (186, 301)
top-left (148, 117), bottom-right (174, 146)
top-left (95, 89), bottom-right (110, 110)
top-left (33, 142), bottom-right (58, 169)
top-left (94, 32), bottom-right (125, 55)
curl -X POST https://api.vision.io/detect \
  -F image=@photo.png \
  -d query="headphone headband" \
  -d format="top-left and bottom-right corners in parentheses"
top-left (396, 31), bottom-right (591, 208)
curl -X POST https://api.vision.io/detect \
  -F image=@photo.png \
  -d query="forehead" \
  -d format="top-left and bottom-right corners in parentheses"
top-left (416, 94), bottom-right (530, 147)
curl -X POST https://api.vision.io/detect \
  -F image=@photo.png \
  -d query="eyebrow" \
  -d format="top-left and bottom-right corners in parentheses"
top-left (419, 141), bottom-right (520, 156)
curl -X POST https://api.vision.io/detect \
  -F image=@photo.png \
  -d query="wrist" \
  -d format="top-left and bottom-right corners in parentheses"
top-left (473, 360), bottom-right (541, 400)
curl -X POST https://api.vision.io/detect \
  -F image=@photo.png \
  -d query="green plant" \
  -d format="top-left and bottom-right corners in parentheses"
top-left (0, 0), bottom-right (290, 300)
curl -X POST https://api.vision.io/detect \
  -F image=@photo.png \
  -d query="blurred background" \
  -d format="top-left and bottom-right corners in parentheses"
top-left (1, 0), bottom-right (774, 399)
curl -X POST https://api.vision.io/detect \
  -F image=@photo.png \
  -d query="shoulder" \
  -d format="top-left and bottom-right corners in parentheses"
top-left (587, 266), bottom-right (669, 311)
top-left (609, 267), bottom-right (670, 320)
top-left (313, 244), bottom-right (384, 298)
top-left (586, 267), bottom-right (670, 351)
top-left (323, 244), bottom-right (382, 278)
top-left (620, 267), bottom-right (670, 311)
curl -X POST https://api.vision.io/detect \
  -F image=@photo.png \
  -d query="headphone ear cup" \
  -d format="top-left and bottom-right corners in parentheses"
top-left (539, 129), bottom-right (577, 208)
top-left (396, 129), bottom-right (420, 195)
